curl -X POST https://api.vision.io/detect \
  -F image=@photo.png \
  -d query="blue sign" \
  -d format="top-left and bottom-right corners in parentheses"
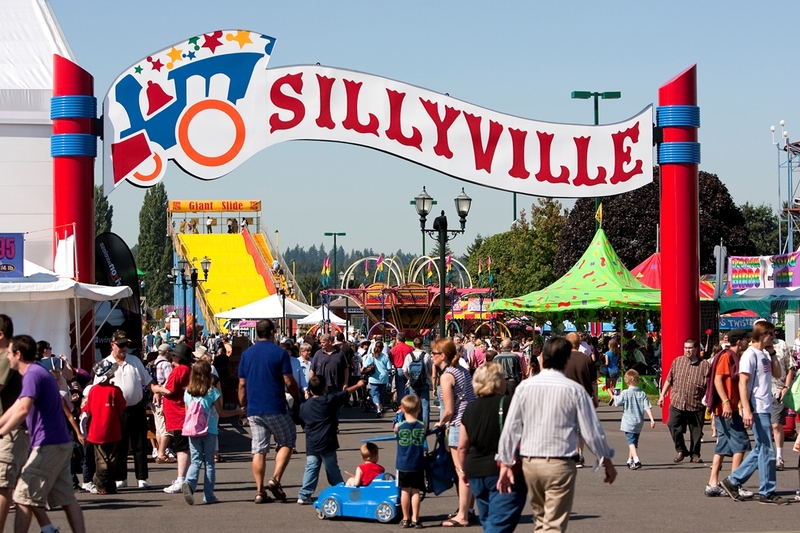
top-left (719, 316), bottom-right (776, 330)
top-left (0, 234), bottom-right (23, 277)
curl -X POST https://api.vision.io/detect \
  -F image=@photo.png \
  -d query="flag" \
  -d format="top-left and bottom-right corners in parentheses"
top-left (364, 258), bottom-right (370, 285)
top-left (426, 261), bottom-right (433, 284)
top-left (487, 255), bottom-right (494, 284)
top-left (445, 254), bottom-right (452, 283)
top-left (595, 203), bottom-right (603, 227)
top-left (478, 259), bottom-right (483, 286)
top-left (376, 254), bottom-right (384, 281)
top-left (321, 256), bottom-right (331, 286)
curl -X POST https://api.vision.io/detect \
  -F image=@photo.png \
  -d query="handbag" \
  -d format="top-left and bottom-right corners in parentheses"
top-left (499, 396), bottom-right (523, 474)
top-left (424, 428), bottom-right (456, 496)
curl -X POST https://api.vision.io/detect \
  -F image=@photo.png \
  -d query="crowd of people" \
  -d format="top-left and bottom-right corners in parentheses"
top-left (4, 312), bottom-right (800, 532)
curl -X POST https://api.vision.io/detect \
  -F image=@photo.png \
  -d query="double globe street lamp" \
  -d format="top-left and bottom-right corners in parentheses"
top-left (172, 256), bottom-right (211, 346)
top-left (414, 187), bottom-right (472, 338)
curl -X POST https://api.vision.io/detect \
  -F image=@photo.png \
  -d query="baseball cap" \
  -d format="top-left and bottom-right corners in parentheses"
top-left (111, 330), bottom-right (130, 344)
top-left (727, 329), bottom-right (751, 344)
top-left (158, 343), bottom-right (170, 353)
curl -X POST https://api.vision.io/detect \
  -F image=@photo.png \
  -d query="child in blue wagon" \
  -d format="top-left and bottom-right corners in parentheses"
top-left (612, 369), bottom-right (655, 470)
top-left (394, 394), bottom-right (426, 529)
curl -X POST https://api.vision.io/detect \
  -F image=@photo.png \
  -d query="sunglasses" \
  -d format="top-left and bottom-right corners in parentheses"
top-left (431, 351), bottom-right (443, 355)
top-left (114, 342), bottom-right (129, 349)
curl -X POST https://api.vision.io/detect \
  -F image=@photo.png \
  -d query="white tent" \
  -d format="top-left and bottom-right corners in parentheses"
top-left (216, 294), bottom-right (316, 320)
top-left (0, 271), bottom-right (132, 358)
top-left (298, 306), bottom-right (346, 326)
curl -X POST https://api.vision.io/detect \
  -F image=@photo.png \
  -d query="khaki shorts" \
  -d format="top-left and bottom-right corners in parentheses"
top-left (13, 443), bottom-right (76, 508)
top-left (0, 429), bottom-right (29, 489)
top-left (152, 402), bottom-right (171, 437)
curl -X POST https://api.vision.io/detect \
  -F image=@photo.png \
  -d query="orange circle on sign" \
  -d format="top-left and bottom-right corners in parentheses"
top-left (132, 152), bottom-right (163, 182)
top-left (177, 99), bottom-right (246, 167)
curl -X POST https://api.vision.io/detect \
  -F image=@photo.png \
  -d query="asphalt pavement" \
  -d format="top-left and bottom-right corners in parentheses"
top-left (27, 403), bottom-right (800, 533)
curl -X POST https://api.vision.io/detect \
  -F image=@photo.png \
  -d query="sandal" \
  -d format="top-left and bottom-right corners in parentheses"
top-left (254, 490), bottom-right (271, 504)
top-left (266, 478), bottom-right (287, 502)
top-left (441, 519), bottom-right (469, 527)
top-left (155, 456), bottom-right (177, 464)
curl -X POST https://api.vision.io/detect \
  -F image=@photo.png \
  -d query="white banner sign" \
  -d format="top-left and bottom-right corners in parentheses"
top-left (104, 30), bottom-right (653, 198)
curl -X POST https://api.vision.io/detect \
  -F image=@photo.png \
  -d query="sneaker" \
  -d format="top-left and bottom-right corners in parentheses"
top-left (704, 484), bottom-right (724, 497)
top-left (89, 484), bottom-right (99, 495)
top-left (163, 480), bottom-right (183, 494)
top-left (777, 457), bottom-right (785, 471)
top-left (138, 479), bottom-right (150, 489)
top-left (166, 448), bottom-right (177, 459)
top-left (81, 482), bottom-right (96, 492)
top-left (626, 462), bottom-right (633, 469)
top-left (719, 477), bottom-right (744, 501)
top-left (794, 489), bottom-right (800, 501)
top-left (576, 455), bottom-right (585, 468)
top-left (738, 487), bottom-right (754, 500)
top-left (204, 497), bottom-right (220, 504)
top-left (115, 480), bottom-right (127, 489)
top-left (631, 461), bottom-right (642, 470)
top-left (757, 492), bottom-right (789, 505)
top-left (181, 481), bottom-right (194, 505)
top-left (296, 497), bottom-right (314, 505)
top-left (151, 448), bottom-right (158, 459)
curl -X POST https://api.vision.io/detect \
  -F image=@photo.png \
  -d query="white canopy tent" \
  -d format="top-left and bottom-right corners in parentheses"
top-left (216, 293), bottom-right (316, 320)
top-left (297, 306), bottom-right (346, 326)
top-left (0, 269), bottom-right (132, 359)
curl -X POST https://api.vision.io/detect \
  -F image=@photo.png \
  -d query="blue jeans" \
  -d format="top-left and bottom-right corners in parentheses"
top-left (369, 383), bottom-right (387, 409)
top-left (186, 433), bottom-right (217, 503)
top-left (729, 412), bottom-right (776, 496)
top-left (298, 450), bottom-right (344, 500)
top-left (394, 369), bottom-right (407, 401)
top-left (468, 474), bottom-right (527, 533)
top-left (407, 386), bottom-right (430, 427)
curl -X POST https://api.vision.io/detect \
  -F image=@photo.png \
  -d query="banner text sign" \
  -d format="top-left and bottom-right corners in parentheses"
top-left (104, 30), bottom-right (653, 198)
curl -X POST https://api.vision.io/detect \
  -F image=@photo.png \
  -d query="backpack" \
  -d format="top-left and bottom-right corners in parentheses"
top-left (182, 398), bottom-right (210, 437)
top-left (704, 348), bottom-right (739, 411)
top-left (407, 351), bottom-right (426, 391)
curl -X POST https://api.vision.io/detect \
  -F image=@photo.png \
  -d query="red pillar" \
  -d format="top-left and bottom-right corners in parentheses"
top-left (658, 65), bottom-right (700, 417)
top-left (52, 54), bottom-right (97, 370)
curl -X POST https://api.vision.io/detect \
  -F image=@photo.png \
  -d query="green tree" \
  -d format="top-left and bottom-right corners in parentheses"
top-left (554, 169), bottom-right (756, 275)
top-left (137, 183), bottom-right (173, 307)
top-left (466, 198), bottom-right (567, 298)
top-left (94, 185), bottom-right (113, 235)
top-left (740, 202), bottom-right (779, 255)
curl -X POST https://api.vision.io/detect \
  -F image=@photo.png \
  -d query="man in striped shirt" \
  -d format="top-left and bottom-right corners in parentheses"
top-left (496, 337), bottom-right (616, 533)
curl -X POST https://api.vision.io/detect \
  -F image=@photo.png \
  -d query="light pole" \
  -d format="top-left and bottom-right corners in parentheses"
top-left (278, 285), bottom-right (288, 337)
top-left (324, 232), bottom-right (346, 288)
top-left (410, 188), bottom-right (436, 255)
top-left (772, 120), bottom-right (793, 253)
top-left (171, 258), bottom-right (190, 332)
top-left (414, 187), bottom-right (472, 338)
top-left (189, 256), bottom-right (211, 347)
top-left (571, 90), bottom-right (621, 230)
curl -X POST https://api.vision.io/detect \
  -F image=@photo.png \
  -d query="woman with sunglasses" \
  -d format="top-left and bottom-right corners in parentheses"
top-left (432, 338), bottom-right (476, 527)
top-left (363, 341), bottom-right (390, 417)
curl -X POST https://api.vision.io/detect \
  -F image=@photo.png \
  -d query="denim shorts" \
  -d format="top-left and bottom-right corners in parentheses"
top-left (624, 432), bottom-right (640, 447)
top-left (714, 413), bottom-right (752, 457)
top-left (448, 424), bottom-right (461, 447)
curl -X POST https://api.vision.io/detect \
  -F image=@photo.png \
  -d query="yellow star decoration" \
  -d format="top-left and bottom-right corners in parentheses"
top-left (226, 30), bottom-right (252, 49)
top-left (166, 46), bottom-right (183, 69)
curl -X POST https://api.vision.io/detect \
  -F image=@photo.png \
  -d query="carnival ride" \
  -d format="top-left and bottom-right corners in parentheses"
top-left (321, 254), bottom-right (492, 338)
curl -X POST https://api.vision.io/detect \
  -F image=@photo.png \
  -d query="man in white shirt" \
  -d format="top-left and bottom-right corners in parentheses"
top-left (720, 320), bottom-right (788, 505)
top-left (496, 337), bottom-right (616, 532)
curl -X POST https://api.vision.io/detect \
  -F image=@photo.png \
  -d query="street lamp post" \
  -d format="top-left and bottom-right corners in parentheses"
top-left (571, 90), bottom-right (621, 230)
top-left (410, 188), bottom-right (436, 255)
top-left (189, 256), bottom-right (211, 347)
top-left (324, 232), bottom-right (346, 289)
top-left (172, 258), bottom-right (190, 331)
top-left (414, 187), bottom-right (472, 338)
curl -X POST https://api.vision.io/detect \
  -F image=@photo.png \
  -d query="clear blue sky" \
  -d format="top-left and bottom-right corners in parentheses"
top-left (51, 0), bottom-right (800, 260)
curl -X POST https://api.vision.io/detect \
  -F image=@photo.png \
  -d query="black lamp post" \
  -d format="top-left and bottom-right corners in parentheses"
top-left (278, 285), bottom-right (288, 337)
top-left (171, 258), bottom-right (190, 332)
top-left (414, 187), bottom-right (472, 338)
top-left (188, 256), bottom-right (211, 346)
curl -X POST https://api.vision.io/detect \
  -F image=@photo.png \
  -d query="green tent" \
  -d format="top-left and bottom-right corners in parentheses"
top-left (488, 228), bottom-right (661, 317)
top-left (718, 287), bottom-right (800, 317)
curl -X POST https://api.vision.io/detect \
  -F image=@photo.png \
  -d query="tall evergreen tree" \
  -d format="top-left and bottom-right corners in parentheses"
top-left (138, 183), bottom-right (173, 307)
top-left (740, 202), bottom-right (780, 256)
top-left (94, 185), bottom-right (113, 235)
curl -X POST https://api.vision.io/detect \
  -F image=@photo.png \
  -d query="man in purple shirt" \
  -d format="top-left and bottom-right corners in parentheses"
top-left (0, 335), bottom-right (85, 533)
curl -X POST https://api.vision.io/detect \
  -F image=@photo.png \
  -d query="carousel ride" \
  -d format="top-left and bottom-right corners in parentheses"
top-left (320, 254), bottom-right (495, 338)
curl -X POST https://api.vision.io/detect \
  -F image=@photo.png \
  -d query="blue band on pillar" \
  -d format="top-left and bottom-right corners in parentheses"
top-left (50, 95), bottom-right (97, 120)
top-left (658, 142), bottom-right (701, 164)
top-left (51, 134), bottom-right (97, 157)
top-left (656, 105), bottom-right (700, 128)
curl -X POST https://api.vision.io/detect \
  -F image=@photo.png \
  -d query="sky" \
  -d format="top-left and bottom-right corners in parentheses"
top-left (50, 0), bottom-right (800, 260)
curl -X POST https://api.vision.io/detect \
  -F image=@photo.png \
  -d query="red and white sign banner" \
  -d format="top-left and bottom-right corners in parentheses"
top-left (104, 31), bottom-right (653, 197)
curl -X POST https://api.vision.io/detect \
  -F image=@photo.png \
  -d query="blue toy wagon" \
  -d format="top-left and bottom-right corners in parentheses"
top-left (313, 473), bottom-right (399, 523)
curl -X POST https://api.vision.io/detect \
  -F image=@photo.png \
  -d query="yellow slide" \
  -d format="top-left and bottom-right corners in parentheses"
top-left (253, 233), bottom-right (274, 265)
top-left (178, 234), bottom-right (269, 330)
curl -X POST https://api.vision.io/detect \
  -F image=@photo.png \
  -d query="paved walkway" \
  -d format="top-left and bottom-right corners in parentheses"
top-left (36, 405), bottom-right (800, 533)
